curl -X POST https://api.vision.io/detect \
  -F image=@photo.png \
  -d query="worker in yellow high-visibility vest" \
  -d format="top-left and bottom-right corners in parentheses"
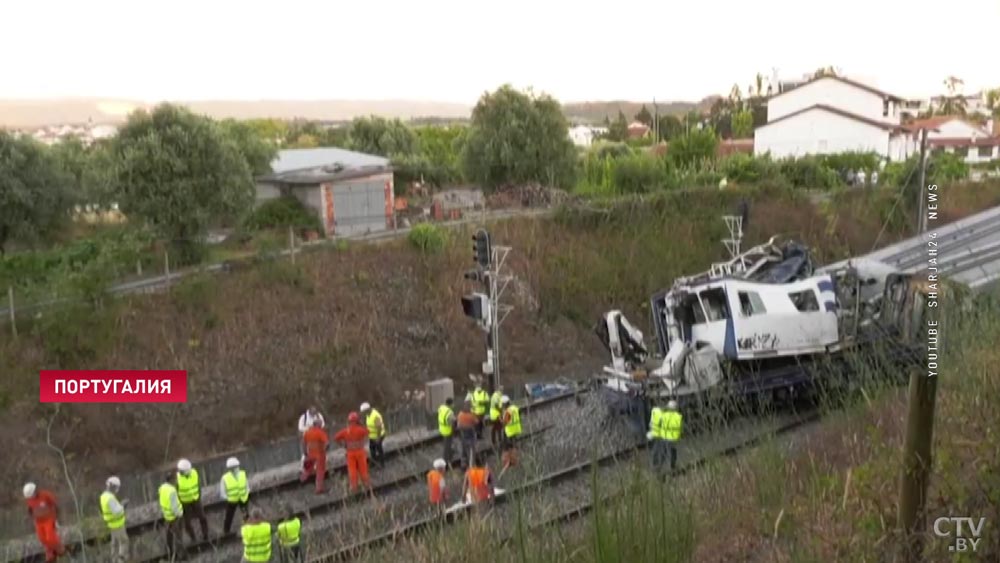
top-left (438, 397), bottom-right (456, 464)
top-left (661, 400), bottom-right (683, 472)
top-left (360, 402), bottom-right (386, 464)
top-left (176, 458), bottom-right (209, 543)
top-left (220, 457), bottom-right (250, 536)
top-left (489, 385), bottom-right (504, 447)
top-left (240, 507), bottom-right (272, 562)
top-left (648, 404), bottom-right (666, 472)
top-left (100, 476), bottom-right (129, 563)
top-left (276, 509), bottom-right (303, 563)
top-left (471, 383), bottom-right (490, 439)
top-left (158, 472), bottom-right (186, 560)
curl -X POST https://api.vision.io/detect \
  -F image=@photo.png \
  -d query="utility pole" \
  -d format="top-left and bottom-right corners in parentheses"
top-left (896, 125), bottom-right (938, 563)
top-left (916, 127), bottom-right (929, 234)
top-left (485, 242), bottom-right (513, 393)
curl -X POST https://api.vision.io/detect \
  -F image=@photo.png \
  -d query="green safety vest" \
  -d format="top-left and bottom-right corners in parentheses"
top-left (277, 517), bottom-right (301, 547)
top-left (176, 469), bottom-right (200, 504)
top-left (223, 470), bottom-right (249, 503)
top-left (158, 483), bottom-right (181, 522)
top-left (366, 409), bottom-right (386, 439)
top-left (489, 391), bottom-right (503, 421)
top-left (438, 405), bottom-right (454, 437)
top-left (504, 405), bottom-right (522, 438)
top-left (99, 491), bottom-right (125, 530)
top-left (649, 407), bottom-right (664, 440)
top-left (472, 389), bottom-right (489, 416)
top-left (662, 411), bottom-right (683, 442)
top-left (241, 521), bottom-right (273, 562)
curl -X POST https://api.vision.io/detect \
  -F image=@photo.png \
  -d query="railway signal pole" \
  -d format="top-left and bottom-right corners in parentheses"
top-left (462, 229), bottom-right (514, 393)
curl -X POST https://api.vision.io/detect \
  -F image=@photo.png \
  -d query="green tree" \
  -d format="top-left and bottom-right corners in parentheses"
top-left (607, 110), bottom-right (629, 142)
top-left (461, 85), bottom-right (578, 190)
top-left (667, 126), bottom-right (719, 168)
top-left (346, 116), bottom-right (418, 158)
top-left (0, 132), bottom-right (74, 254)
top-left (289, 133), bottom-right (319, 148)
top-left (635, 105), bottom-right (653, 127)
top-left (219, 119), bottom-right (279, 176)
top-left (657, 115), bottom-right (683, 141)
top-left (731, 110), bottom-right (754, 139)
top-left (412, 125), bottom-right (466, 186)
top-left (813, 65), bottom-right (840, 79)
top-left (937, 76), bottom-right (968, 116)
top-left (245, 118), bottom-right (289, 146)
top-left (110, 104), bottom-right (254, 263)
top-left (49, 135), bottom-right (90, 193)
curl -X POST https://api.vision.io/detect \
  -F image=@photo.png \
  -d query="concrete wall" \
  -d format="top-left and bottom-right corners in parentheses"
top-left (767, 77), bottom-right (899, 124)
top-left (754, 108), bottom-right (891, 159)
top-left (936, 144), bottom-right (1000, 164)
top-left (255, 182), bottom-right (284, 204)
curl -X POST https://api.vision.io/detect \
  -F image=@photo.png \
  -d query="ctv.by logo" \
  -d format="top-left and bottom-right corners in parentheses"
top-left (933, 517), bottom-right (986, 553)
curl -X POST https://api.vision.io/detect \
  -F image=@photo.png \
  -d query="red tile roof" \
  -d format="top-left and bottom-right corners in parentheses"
top-left (771, 75), bottom-right (905, 102)
top-left (906, 115), bottom-right (987, 135)
top-left (756, 104), bottom-right (909, 133)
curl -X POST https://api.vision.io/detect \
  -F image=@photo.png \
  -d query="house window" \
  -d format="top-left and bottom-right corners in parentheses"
top-left (738, 291), bottom-right (767, 316)
top-left (954, 146), bottom-right (969, 158)
top-left (788, 289), bottom-right (820, 312)
top-left (882, 99), bottom-right (889, 117)
top-left (699, 288), bottom-right (731, 322)
top-left (978, 146), bottom-right (994, 158)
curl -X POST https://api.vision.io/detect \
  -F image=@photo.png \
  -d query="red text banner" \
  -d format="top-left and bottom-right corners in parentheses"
top-left (39, 370), bottom-right (188, 403)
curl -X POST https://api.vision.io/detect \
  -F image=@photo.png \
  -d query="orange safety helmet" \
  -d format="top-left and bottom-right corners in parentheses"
top-left (348, 412), bottom-right (360, 424)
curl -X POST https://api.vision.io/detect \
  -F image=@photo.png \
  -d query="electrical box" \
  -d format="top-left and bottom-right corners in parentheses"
top-left (425, 378), bottom-right (454, 417)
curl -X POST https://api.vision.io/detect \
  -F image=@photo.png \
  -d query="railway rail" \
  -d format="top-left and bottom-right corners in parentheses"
top-left (4, 386), bottom-right (587, 563)
top-left (311, 408), bottom-right (822, 562)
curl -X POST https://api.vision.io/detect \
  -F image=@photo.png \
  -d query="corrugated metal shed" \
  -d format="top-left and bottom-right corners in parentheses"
top-left (821, 204), bottom-right (1000, 292)
top-left (269, 147), bottom-right (389, 174)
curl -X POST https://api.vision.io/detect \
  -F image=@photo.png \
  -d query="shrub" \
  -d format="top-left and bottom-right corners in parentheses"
top-left (667, 127), bottom-right (719, 168)
top-left (819, 151), bottom-right (881, 175)
top-left (778, 156), bottom-right (841, 189)
top-left (244, 196), bottom-right (322, 233)
top-left (407, 223), bottom-right (447, 254)
top-left (721, 154), bottom-right (780, 185)
top-left (611, 153), bottom-right (670, 194)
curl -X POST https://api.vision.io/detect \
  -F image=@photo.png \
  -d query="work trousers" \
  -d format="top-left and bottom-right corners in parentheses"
top-left (109, 527), bottom-right (129, 563)
top-left (164, 520), bottom-right (186, 560)
top-left (650, 440), bottom-right (667, 471)
top-left (490, 418), bottom-right (503, 447)
top-left (458, 429), bottom-right (477, 469)
top-left (666, 441), bottom-right (678, 471)
top-left (441, 434), bottom-right (453, 464)
top-left (369, 437), bottom-right (385, 463)
top-left (301, 452), bottom-right (327, 493)
top-left (474, 415), bottom-right (485, 439)
top-left (33, 519), bottom-right (65, 562)
top-left (222, 501), bottom-right (249, 535)
top-left (181, 499), bottom-right (209, 543)
top-left (346, 449), bottom-right (371, 491)
top-left (279, 544), bottom-right (304, 563)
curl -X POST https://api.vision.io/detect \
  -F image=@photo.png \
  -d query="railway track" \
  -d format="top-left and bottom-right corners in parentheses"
top-left (310, 407), bottom-right (822, 562)
top-left (4, 386), bottom-right (588, 563)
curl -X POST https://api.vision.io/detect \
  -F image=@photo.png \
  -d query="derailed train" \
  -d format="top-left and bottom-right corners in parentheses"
top-left (594, 229), bottom-right (929, 414)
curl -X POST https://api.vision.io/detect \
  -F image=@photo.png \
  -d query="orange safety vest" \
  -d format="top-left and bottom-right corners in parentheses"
top-left (427, 470), bottom-right (445, 504)
top-left (466, 468), bottom-right (491, 502)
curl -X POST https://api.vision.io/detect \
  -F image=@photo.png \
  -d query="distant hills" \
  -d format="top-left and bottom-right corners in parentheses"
top-left (0, 97), bottom-right (714, 129)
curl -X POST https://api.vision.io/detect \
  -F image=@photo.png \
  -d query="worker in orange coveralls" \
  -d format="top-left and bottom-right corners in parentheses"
top-left (333, 412), bottom-right (371, 492)
top-left (300, 418), bottom-right (330, 494)
top-left (23, 482), bottom-right (67, 562)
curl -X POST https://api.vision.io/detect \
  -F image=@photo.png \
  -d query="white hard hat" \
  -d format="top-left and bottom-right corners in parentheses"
top-left (433, 458), bottom-right (446, 470)
top-left (23, 482), bottom-right (36, 498)
top-left (360, 402), bottom-right (371, 412)
top-left (226, 457), bottom-right (240, 469)
top-left (667, 400), bottom-right (678, 409)
top-left (177, 459), bottom-right (192, 472)
top-left (107, 476), bottom-right (121, 488)
top-left (501, 395), bottom-right (510, 404)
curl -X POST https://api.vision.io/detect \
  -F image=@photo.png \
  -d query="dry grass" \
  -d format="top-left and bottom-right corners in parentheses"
top-left (1, 182), bottom-right (999, 534)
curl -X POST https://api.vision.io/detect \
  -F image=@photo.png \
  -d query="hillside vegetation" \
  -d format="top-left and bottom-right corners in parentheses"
top-left (2, 182), bottom-right (999, 517)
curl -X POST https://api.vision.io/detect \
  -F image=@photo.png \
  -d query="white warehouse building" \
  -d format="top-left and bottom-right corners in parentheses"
top-left (754, 75), bottom-right (916, 161)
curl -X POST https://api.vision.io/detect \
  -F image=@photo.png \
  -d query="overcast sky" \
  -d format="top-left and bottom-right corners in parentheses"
top-left (3, 0), bottom-right (997, 104)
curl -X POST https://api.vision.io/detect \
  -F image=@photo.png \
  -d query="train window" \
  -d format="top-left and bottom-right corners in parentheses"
top-left (699, 288), bottom-right (730, 321)
top-left (788, 289), bottom-right (820, 312)
top-left (738, 291), bottom-right (767, 316)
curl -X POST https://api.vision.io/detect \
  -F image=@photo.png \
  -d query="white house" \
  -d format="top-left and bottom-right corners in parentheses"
top-left (569, 125), bottom-right (608, 147)
top-left (909, 116), bottom-right (1000, 165)
top-left (754, 75), bottom-right (916, 161)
